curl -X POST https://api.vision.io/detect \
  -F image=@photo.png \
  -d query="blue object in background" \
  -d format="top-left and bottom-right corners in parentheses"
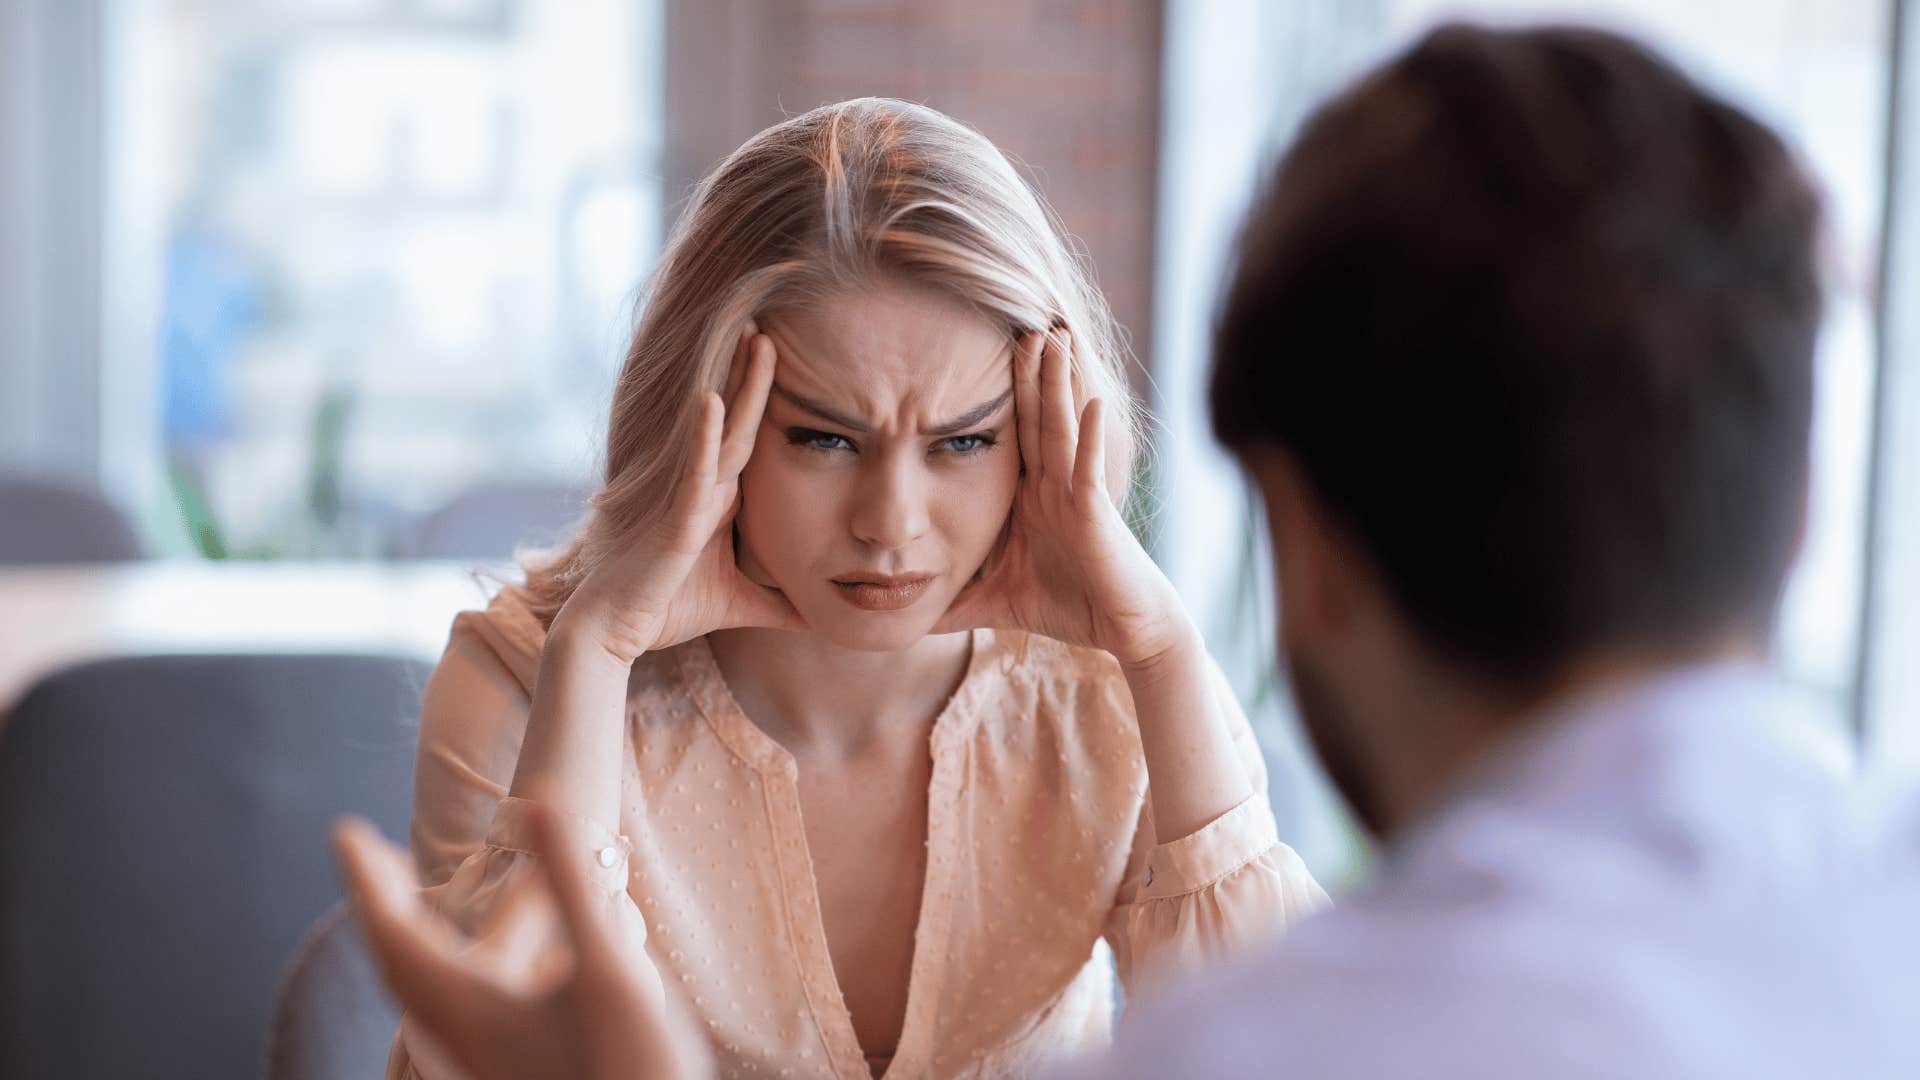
top-left (158, 225), bottom-right (261, 452)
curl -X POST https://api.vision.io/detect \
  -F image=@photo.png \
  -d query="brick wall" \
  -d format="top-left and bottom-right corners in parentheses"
top-left (664, 0), bottom-right (1164, 389)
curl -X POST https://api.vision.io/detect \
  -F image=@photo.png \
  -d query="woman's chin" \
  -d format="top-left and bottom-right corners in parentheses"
top-left (796, 603), bottom-right (948, 653)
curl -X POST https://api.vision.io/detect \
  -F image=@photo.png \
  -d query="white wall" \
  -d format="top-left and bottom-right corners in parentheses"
top-left (0, 0), bottom-right (104, 482)
top-left (1864, 0), bottom-right (1920, 777)
top-left (1152, 0), bottom-right (1390, 883)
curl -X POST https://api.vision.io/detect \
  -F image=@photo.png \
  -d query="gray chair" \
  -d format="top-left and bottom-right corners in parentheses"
top-left (268, 900), bottom-right (401, 1080)
top-left (0, 653), bottom-right (429, 1080)
top-left (389, 480), bottom-right (591, 560)
top-left (0, 475), bottom-right (144, 563)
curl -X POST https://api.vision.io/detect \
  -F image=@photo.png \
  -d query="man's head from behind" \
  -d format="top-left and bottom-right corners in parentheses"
top-left (1212, 23), bottom-right (1823, 836)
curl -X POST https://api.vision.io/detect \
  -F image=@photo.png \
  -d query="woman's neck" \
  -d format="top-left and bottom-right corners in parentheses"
top-left (705, 626), bottom-right (973, 761)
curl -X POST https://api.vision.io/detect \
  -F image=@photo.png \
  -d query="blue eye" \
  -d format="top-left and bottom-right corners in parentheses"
top-left (939, 434), bottom-right (996, 455)
top-left (787, 429), bottom-right (853, 452)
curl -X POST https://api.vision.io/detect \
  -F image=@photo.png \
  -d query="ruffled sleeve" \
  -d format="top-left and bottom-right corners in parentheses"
top-left (384, 602), bottom-right (656, 1080)
top-left (1102, 657), bottom-right (1331, 1000)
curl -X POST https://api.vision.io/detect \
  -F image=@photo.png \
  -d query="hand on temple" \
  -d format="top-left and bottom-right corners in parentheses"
top-left (932, 326), bottom-right (1189, 670)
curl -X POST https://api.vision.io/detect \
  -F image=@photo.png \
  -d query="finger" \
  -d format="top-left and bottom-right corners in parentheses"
top-left (1040, 329), bottom-right (1077, 483)
top-left (669, 393), bottom-right (725, 530)
top-left (1073, 397), bottom-right (1108, 509)
top-left (728, 577), bottom-right (808, 633)
top-left (929, 534), bottom-right (1014, 635)
top-left (469, 869), bottom-right (561, 982)
top-left (1013, 332), bottom-right (1044, 481)
top-left (331, 820), bottom-right (498, 1038)
top-left (332, 818), bottom-right (442, 947)
top-left (719, 335), bottom-right (775, 478)
top-left (692, 392), bottom-right (723, 489)
top-left (524, 804), bottom-right (621, 966)
top-left (929, 579), bottom-right (995, 635)
top-left (722, 327), bottom-right (751, 404)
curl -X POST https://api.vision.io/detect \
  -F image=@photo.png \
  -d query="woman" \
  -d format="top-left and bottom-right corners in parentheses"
top-left (392, 98), bottom-right (1326, 1080)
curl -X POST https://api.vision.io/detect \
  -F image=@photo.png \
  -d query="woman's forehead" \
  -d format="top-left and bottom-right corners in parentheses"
top-left (763, 285), bottom-right (1015, 411)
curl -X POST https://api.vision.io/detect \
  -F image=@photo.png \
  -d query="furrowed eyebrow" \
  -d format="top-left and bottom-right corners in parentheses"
top-left (771, 384), bottom-right (1013, 438)
top-left (771, 384), bottom-right (869, 433)
top-left (924, 389), bottom-right (1012, 436)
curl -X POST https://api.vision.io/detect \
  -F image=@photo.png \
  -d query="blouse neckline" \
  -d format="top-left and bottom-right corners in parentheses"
top-left (674, 627), bottom-right (998, 780)
top-left (671, 627), bottom-right (997, 1078)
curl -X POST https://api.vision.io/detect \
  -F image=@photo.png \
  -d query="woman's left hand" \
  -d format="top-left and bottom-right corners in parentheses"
top-left (933, 326), bottom-right (1191, 670)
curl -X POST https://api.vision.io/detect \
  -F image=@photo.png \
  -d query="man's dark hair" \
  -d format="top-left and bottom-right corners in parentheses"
top-left (1211, 23), bottom-right (1823, 685)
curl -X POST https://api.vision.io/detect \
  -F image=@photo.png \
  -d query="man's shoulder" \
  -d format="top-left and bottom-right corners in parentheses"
top-left (1082, 840), bottom-right (1920, 1080)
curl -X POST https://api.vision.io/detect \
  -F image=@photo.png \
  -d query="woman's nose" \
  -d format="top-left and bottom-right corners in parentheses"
top-left (848, 450), bottom-right (932, 551)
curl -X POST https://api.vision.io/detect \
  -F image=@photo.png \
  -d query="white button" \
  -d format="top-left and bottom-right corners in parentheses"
top-left (597, 846), bottom-right (619, 869)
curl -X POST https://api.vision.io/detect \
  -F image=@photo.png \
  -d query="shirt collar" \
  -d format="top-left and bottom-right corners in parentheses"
top-left (1390, 659), bottom-right (1849, 858)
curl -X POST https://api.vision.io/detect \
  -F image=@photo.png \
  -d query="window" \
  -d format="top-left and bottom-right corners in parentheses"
top-left (102, 0), bottom-right (664, 556)
top-left (1156, 0), bottom-right (1910, 880)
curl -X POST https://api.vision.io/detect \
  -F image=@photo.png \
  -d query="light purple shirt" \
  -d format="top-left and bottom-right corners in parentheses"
top-left (1062, 663), bottom-right (1920, 1079)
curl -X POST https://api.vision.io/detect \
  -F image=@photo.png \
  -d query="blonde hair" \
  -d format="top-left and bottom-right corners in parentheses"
top-left (520, 97), bottom-right (1142, 628)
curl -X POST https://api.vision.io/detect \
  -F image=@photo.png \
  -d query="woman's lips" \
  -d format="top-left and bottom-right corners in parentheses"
top-left (831, 574), bottom-right (935, 612)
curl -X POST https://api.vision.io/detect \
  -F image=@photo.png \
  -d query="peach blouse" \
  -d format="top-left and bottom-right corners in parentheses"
top-left (389, 586), bottom-right (1328, 1080)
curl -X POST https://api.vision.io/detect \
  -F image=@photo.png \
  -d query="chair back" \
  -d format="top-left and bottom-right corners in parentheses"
top-left (0, 653), bottom-right (427, 1079)
top-left (0, 476), bottom-right (144, 564)
top-left (390, 480), bottom-right (589, 560)
top-left (267, 901), bottom-right (402, 1080)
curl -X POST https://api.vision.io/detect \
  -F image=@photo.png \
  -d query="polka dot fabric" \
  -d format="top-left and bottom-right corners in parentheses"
top-left (388, 587), bottom-right (1328, 1079)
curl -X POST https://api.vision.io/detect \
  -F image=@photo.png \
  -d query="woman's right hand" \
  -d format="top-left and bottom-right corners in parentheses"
top-left (558, 329), bottom-right (804, 665)
top-left (332, 809), bottom-right (713, 1080)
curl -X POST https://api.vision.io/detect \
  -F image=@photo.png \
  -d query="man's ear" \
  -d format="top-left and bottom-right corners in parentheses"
top-left (1242, 445), bottom-right (1361, 643)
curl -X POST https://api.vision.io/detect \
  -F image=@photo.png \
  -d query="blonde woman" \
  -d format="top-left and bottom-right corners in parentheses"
top-left (392, 98), bottom-right (1326, 1080)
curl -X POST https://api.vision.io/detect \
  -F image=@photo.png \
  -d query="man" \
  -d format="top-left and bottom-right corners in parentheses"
top-left (333, 22), bottom-right (1919, 1079)
top-left (1056, 21), bottom-right (1920, 1078)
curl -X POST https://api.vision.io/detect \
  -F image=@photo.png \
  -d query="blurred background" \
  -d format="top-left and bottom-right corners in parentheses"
top-left (0, 2), bottom-right (1915, 1072)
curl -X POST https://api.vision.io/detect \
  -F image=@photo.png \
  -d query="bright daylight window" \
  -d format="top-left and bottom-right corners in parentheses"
top-left (103, 0), bottom-right (664, 557)
top-left (1156, 0), bottom-right (1902, 883)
